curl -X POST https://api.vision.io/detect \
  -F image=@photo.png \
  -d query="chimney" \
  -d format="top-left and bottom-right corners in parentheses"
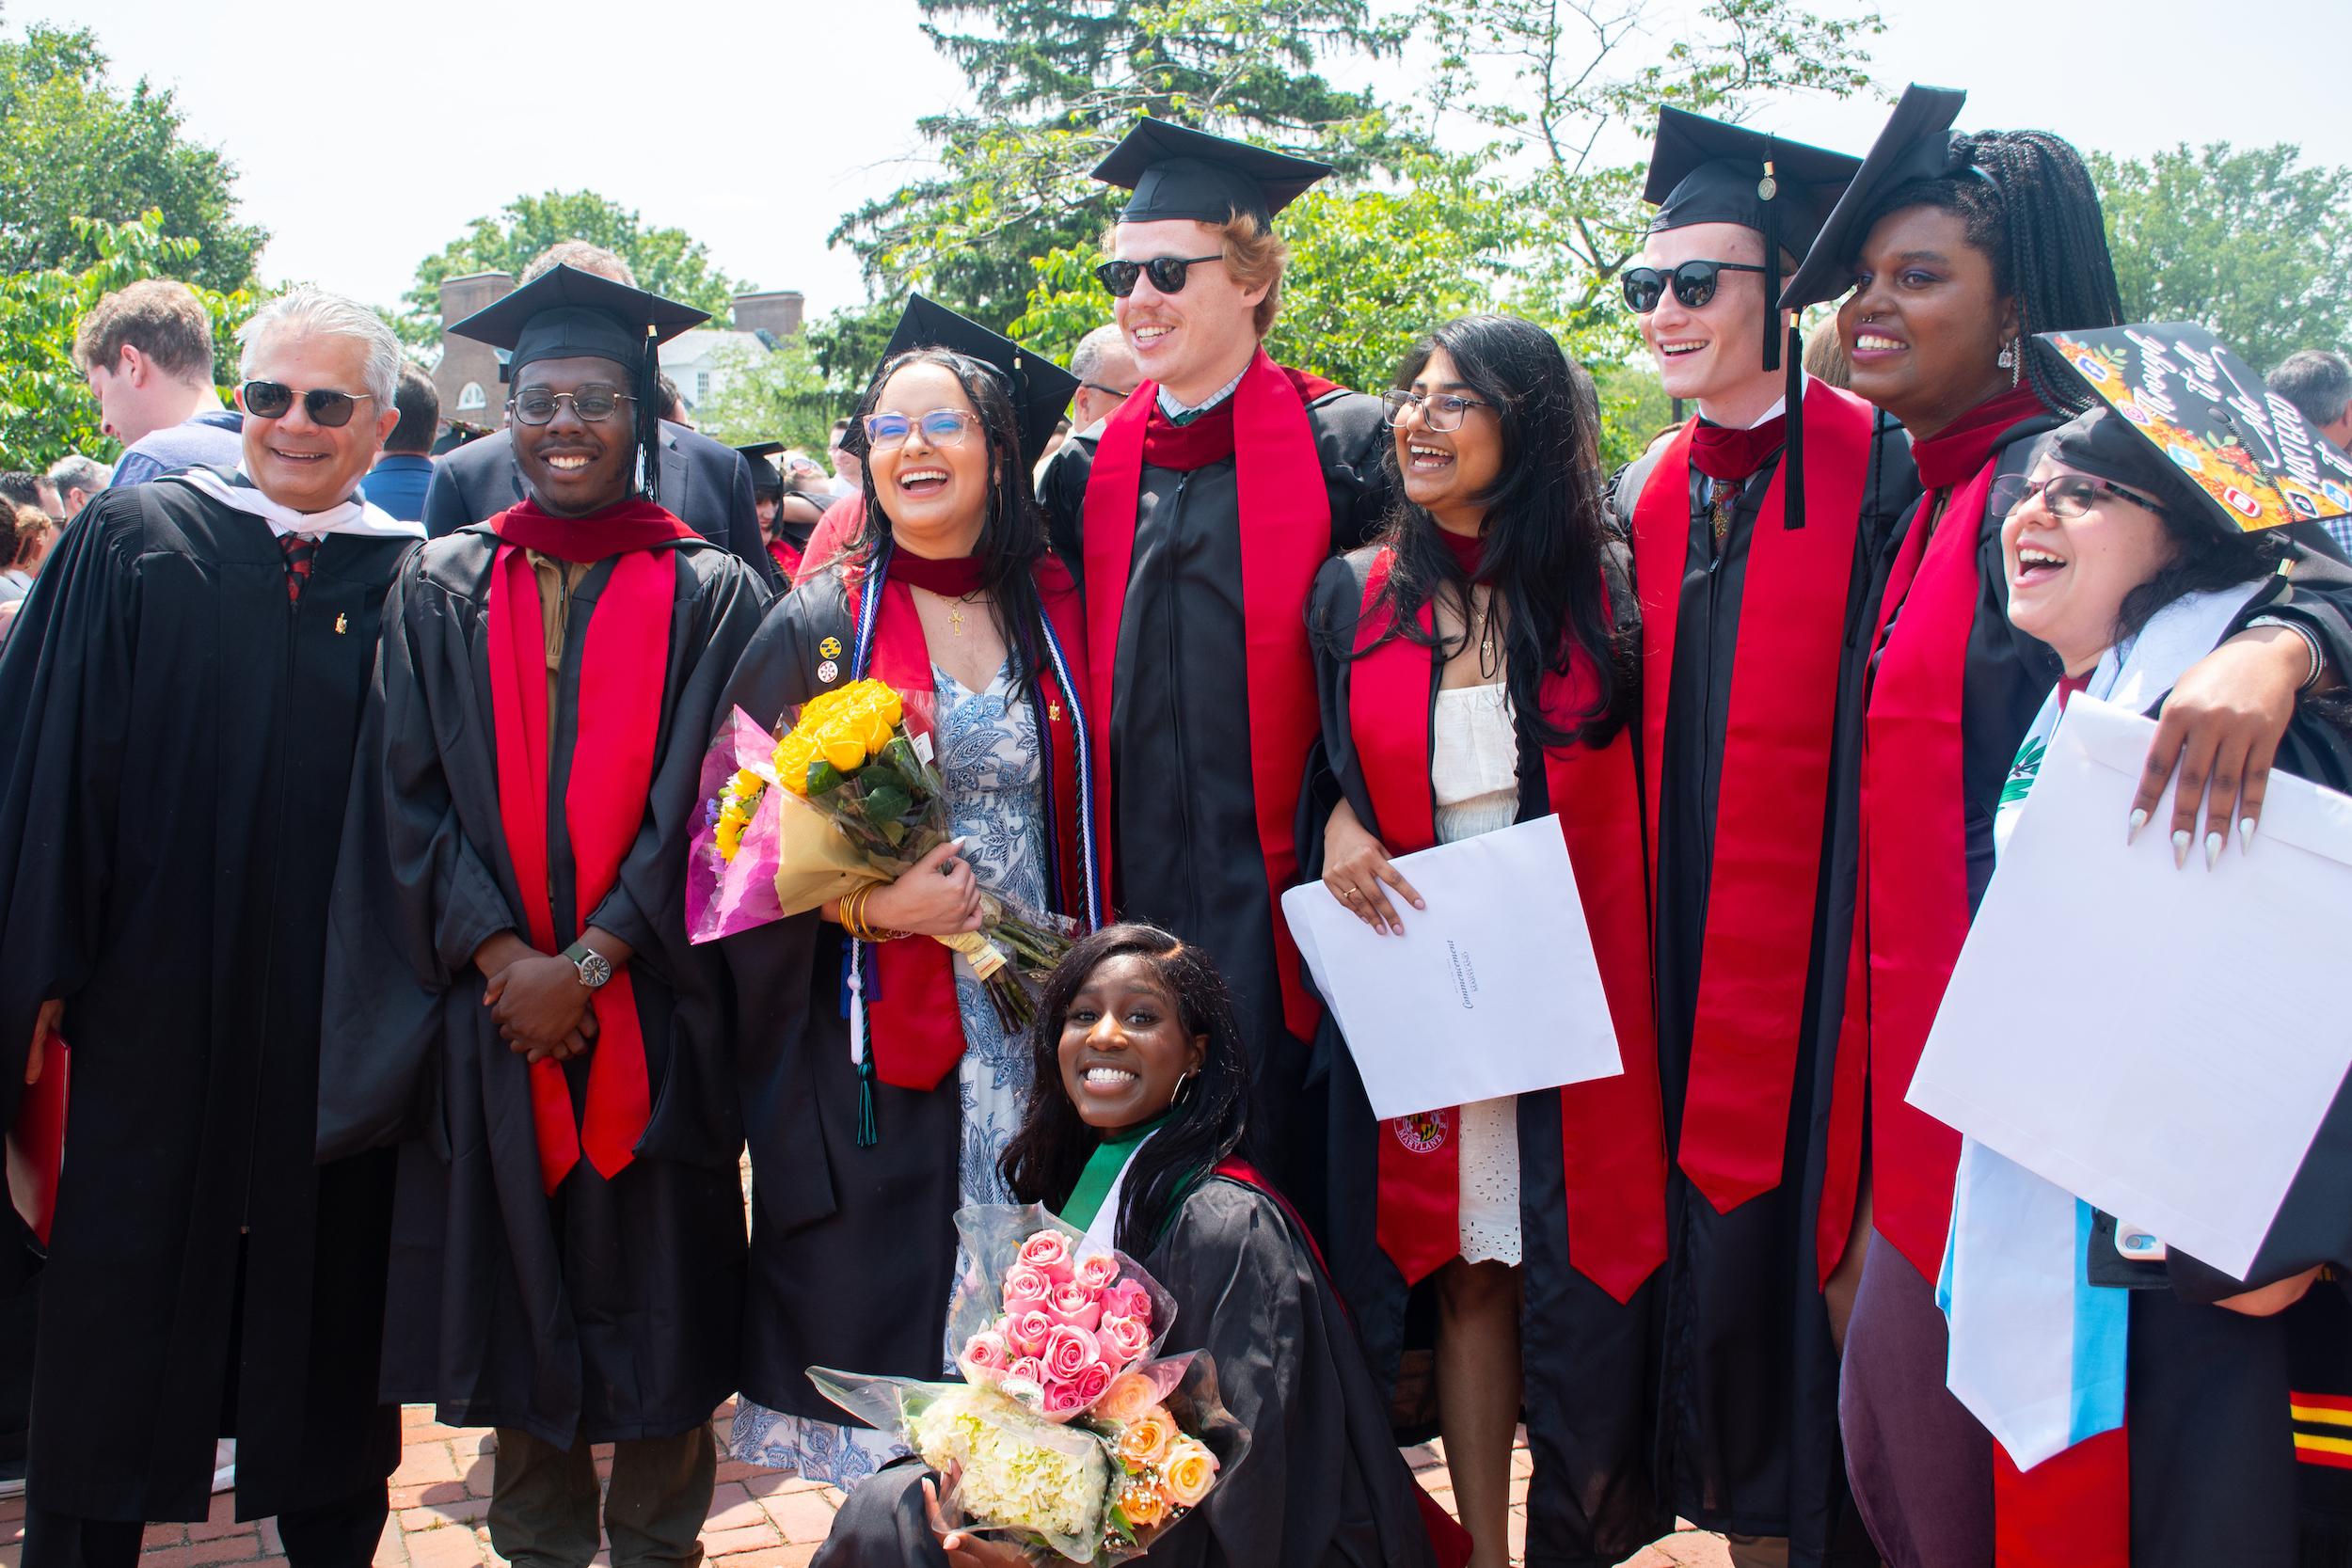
top-left (732, 289), bottom-right (804, 340)
top-left (433, 271), bottom-right (516, 429)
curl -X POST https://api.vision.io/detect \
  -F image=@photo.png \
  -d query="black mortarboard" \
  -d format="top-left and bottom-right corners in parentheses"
top-left (1780, 85), bottom-right (1972, 313)
top-left (736, 440), bottom-right (786, 497)
top-left (2039, 323), bottom-right (2352, 535)
top-left (1090, 118), bottom-right (1333, 228)
top-left (445, 264), bottom-right (710, 504)
top-left (877, 293), bottom-right (1079, 469)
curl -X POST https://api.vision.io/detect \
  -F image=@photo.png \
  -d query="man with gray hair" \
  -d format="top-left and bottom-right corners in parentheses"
top-left (43, 455), bottom-right (109, 519)
top-left (1066, 321), bottom-right (1142, 435)
top-left (0, 285), bottom-right (423, 1568)
top-left (2268, 350), bottom-right (2352, 558)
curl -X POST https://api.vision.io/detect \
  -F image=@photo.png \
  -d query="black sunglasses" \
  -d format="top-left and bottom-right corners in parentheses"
top-left (1620, 260), bottom-right (1770, 314)
top-left (239, 380), bottom-right (374, 428)
top-left (1093, 254), bottom-right (1226, 298)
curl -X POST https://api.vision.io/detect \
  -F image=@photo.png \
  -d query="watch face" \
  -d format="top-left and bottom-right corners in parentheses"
top-left (578, 952), bottom-right (612, 989)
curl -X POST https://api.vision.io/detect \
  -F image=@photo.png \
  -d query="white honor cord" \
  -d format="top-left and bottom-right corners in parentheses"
top-left (1079, 1130), bottom-right (1157, 1258)
top-left (848, 940), bottom-right (867, 1069)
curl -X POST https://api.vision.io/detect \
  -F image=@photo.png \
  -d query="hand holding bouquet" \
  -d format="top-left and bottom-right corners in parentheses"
top-left (809, 1205), bottom-right (1243, 1563)
top-left (688, 680), bottom-right (1073, 1026)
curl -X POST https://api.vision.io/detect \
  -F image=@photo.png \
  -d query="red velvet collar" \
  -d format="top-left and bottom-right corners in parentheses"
top-left (888, 547), bottom-right (986, 598)
top-left (1434, 525), bottom-right (1484, 578)
top-left (1137, 364), bottom-right (1343, 471)
top-left (1911, 388), bottom-right (2048, 489)
top-left (1690, 414), bottom-right (1789, 483)
top-left (492, 496), bottom-right (693, 562)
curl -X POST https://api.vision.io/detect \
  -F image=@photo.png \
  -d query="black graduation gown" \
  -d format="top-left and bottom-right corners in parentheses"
top-left (810, 1174), bottom-right (1440, 1568)
top-left (1039, 390), bottom-right (1391, 1209)
top-left (1296, 547), bottom-right (1667, 1566)
top-left (318, 526), bottom-right (766, 1445)
top-left (1810, 412), bottom-right (2352, 1568)
top-left (0, 483), bottom-right (410, 1522)
top-left (1604, 410), bottom-right (1915, 1563)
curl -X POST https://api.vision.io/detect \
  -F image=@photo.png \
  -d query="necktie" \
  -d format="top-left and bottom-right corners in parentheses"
top-left (279, 533), bottom-right (318, 603)
top-left (1707, 477), bottom-right (1740, 546)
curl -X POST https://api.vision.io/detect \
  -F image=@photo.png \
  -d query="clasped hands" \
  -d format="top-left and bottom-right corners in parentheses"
top-left (472, 928), bottom-right (629, 1064)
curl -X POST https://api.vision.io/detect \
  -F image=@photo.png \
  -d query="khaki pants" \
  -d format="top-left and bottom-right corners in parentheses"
top-left (487, 1422), bottom-right (716, 1568)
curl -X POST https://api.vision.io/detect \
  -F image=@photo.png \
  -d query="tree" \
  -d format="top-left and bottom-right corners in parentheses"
top-left (0, 13), bottom-right (264, 293)
top-left (0, 212), bottom-right (255, 468)
top-left (2090, 142), bottom-right (2352, 374)
top-left (691, 334), bottom-right (845, 454)
top-left (399, 190), bottom-right (741, 350)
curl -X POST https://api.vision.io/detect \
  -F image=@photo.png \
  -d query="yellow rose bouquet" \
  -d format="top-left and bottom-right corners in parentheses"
top-left (687, 681), bottom-right (1073, 1027)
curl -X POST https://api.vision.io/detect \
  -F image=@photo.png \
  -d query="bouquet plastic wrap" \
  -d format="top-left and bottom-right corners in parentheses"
top-left (809, 1204), bottom-right (1245, 1562)
top-left (687, 680), bottom-right (1073, 1025)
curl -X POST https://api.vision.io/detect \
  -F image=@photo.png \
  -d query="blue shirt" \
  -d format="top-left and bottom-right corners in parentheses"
top-left (358, 454), bottom-right (434, 522)
top-left (108, 410), bottom-right (245, 488)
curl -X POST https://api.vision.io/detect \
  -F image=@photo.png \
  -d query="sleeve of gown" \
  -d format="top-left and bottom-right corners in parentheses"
top-left (0, 505), bottom-right (139, 1126)
top-left (318, 555), bottom-right (516, 1158)
top-left (582, 553), bottom-right (771, 967)
top-left (1040, 436), bottom-right (1095, 583)
top-left (1295, 557), bottom-right (1376, 886)
top-left (2263, 548), bottom-right (2352, 689)
top-left (808, 1462), bottom-right (950, 1568)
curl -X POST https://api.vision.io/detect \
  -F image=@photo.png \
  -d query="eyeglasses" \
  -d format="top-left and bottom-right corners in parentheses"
top-left (1093, 254), bottom-right (1226, 298)
top-left (239, 380), bottom-right (375, 428)
top-left (864, 408), bottom-right (982, 450)
top-left (1082, 380), bottom-right (1138, 401)
top-left (1380, 388), bottom-right (1491, 433)
top-left (509, 388), bottom-right (635, 425)
top-left (1992, 472), bottom-right (2166, 520)
top-left (1620, 260), bottom-right (1770, 314)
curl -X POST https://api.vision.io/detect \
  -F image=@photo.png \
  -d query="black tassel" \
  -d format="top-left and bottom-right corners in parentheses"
top-left (856, 1052), bottom-right (879, 1148)
top-left (1784, 326), bottom-right (1807, 531)
top-left (638, 328), bottom-right (662, 507)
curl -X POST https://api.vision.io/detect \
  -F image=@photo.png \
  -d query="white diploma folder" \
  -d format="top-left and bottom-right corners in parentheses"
top-left (1907, 695), bottom-right (2352, 1278)
top-left (1280, 815), bottom-right (1625, 1121)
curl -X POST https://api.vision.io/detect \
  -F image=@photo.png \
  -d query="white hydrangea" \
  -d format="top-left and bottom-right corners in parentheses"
top-left (911, 1386), bottom-right (1113, 1553)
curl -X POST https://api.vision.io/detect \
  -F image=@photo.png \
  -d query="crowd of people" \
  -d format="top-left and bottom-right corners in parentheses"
top-left (2, 79), bottom-right (2351, 1568)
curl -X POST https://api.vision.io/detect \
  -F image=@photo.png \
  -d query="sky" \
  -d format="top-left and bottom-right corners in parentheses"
top-left (40, 0), bottom-right (2352, 327)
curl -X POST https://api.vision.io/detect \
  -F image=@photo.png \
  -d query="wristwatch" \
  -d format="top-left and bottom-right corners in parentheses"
top-left (562, 941), bottom-right (612, 990)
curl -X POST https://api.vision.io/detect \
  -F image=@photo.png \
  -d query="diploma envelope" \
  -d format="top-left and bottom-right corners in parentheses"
top-left (1281, 816), bottom-right (1625, 1121)
top-left (1907, 696), bottom-right (2352, 1279)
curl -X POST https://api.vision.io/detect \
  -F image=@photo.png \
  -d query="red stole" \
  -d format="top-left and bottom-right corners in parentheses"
top-left (1081, 351), bottom-right (1338, 1041)
top-left (1346, 550), bottom-right (1666, 1303)
top-left (849, 551), bottom-right (1098, 1091)
top-left (769, 537), bottom-right (803, 582)
top-left (1630, 380), bottom-right (1874, 1216)
top-left (485, 501), bottom-right (692, 1194)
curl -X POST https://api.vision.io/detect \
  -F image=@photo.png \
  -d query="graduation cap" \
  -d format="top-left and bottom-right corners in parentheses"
top-left (2038, 323), bottom-right (2352, 536)
top-left (1091, 118), bottom-right (1333, 229)
top-left (1779, 85), bottom-right (1973, 314)
top-left (446, 264), bottom-right (710, 503)
top-left (875, 293), bottom-right (1079, 469)
top-left (1643, 106), bottom-right (1860, 376)
top-left (735, 440), bottom-right (787, 497)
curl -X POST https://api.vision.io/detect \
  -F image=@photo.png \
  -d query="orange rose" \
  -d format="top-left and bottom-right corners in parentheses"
top-left (1118, 1479), bottom-right (1169, 1529)
top-left (1095, 1371), bottom-right (1157, 1425)
top-left (1162, 1438), bottom-right (1217, 1508)
top-left (1116, 1408), bottom-right (1175, 1469)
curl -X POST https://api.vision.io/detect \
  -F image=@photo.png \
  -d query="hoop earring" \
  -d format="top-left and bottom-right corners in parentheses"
top-left (1173, 1070), bottom-right (1198, 1108)
top-left (1997, 338), bottom-right (2020, 388)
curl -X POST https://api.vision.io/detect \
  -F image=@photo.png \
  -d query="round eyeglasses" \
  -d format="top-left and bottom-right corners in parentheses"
top-left (1380, 388), bottom-right (1491, 433)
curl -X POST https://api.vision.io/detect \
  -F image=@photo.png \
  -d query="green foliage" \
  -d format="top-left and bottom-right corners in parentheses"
top-left (400, 190), bottom-right (742, 350)
top-left (0, 212), bottom-right (255, 468)
top-left (691, 335), bottom-right (843, 453)
top-left (0, 13), bottom-right (264, 293)
top-left (2090, 142), bottom-right (2352, 374)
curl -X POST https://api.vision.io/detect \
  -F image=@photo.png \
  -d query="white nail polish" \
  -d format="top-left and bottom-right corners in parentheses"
top-left (2126, 807), bottom-right (2150, 844)
top-left (2204, 832), bottom-right (2222, 869)
top-left (2171, 829), bottom-right (2192, 868)
top-left (2240, 816), bottom-right (2258, 852)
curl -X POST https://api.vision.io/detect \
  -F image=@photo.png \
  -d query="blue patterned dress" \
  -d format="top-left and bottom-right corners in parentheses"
top-left (731, 658), bottom-right (1050, 1482)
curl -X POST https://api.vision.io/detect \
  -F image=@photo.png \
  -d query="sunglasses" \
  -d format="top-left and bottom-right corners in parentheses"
top-left (239, 380), bottom-right (375, 428)
top-left (509, 387), bottom-right (634, 425)
top-left (1992, 472), bottom-right (2167, 521)
top-left (863, 408), bottom-right (982, 451)
top-left (1093, 254), bottom-right (1226, 298)
top-left (1620, 260), bottom-right (1770, 314)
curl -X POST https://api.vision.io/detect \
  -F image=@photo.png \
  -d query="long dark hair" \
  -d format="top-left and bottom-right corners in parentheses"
top-left (998, 924), bottom-right (1256, 1257)
top-left (2116, 508), bottom-right (2290, 644)
top-left (1857, 130), bottom-right (2124, 416)
top-left (847, 348), bottom-right (1055, 696)
top-left (1343, 314), bottom-right (1630, 749)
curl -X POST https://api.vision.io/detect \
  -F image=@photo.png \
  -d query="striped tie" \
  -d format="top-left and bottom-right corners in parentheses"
top-left (279, 533), bottom-right (319, 603)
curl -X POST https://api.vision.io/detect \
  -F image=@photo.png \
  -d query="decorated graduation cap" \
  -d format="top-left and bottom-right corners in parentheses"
top-left (735, 439), bottom-right (787, 498)
top-left (1644, 106), bottom-right (1860, 375)
top-left (876, 293), bottom-right (1079, 469)
top-left (1779, 84), bottom-right (1972, 314)
top-left (2038, 323), bottom-right (2352, 535)
top-left (446, 263), bottom-right (710, 503)
top-left (1091, 117), bottom-right (1333, 229)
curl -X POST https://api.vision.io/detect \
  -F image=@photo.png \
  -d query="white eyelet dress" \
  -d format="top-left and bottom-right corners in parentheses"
top-left (1430, 681), bottom-right (1522, 1266)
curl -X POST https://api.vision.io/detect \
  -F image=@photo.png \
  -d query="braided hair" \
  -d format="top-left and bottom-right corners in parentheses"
top-left (1860, 130), bottom-right (2124, 415)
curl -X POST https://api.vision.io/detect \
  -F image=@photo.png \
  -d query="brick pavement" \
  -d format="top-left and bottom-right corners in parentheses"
top-left (0, 1402), bottom-right (1736, 1568)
